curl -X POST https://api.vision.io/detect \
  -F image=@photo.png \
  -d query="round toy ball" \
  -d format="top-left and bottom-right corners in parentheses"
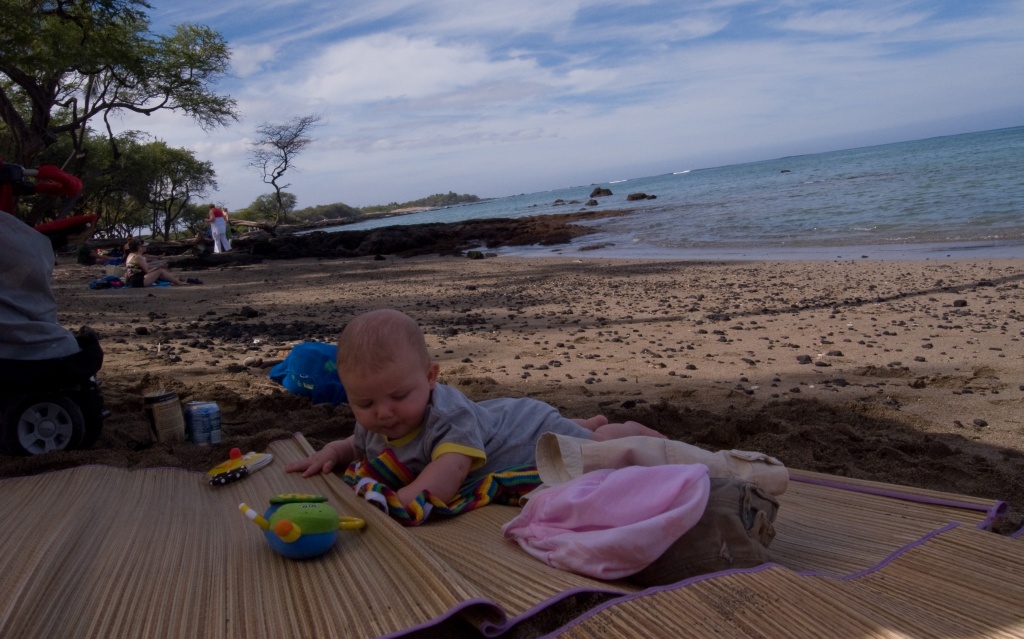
top-left (255, 494), bottom-right (364, 559)
top-left (263, 494), bottom-right (337, 559)
top-left (265, 502), bottom-right (340, 559)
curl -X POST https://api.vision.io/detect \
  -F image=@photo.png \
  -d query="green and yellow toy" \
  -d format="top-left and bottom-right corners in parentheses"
top-left (239, 494), bottom-right (365, 559)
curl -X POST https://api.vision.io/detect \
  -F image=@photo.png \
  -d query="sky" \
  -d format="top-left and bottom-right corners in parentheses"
top-left (122, 0), bottom-right (1024, 210)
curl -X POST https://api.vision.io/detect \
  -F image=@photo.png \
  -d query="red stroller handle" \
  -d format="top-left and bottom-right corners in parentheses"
top-left (30, 165), bottom-right (83, 197)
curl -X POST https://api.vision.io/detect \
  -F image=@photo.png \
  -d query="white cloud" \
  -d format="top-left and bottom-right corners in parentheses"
top-left (295, 35), bottom-right (522, 103)
top-left (778, 7), bottom-right (932, 35)
top-left (230, 44), bottom-right (278, 78)
top-left (117, 0), bottom-right (1024, 209)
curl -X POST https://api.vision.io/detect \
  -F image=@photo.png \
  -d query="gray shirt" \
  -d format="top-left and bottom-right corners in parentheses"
top-left (354, 383), bottom-right (593, 479)
top-left (0, 211), bottom-right (80, 361)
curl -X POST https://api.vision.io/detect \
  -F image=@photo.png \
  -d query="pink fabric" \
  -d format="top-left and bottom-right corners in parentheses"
top-left (501, 464), bottom-right (710, 580)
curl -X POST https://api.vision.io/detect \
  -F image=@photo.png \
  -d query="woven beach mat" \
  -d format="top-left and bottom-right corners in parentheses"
top-left (406, 467), bottom-right (1006, 636)
top-left (0, 434), bottom-right (1009, 639)
top-left (767, 468), bottom-right (1005, 575)
top-left (0, 434), bottom-right (639, 639)
top-left (0, 434), bottom-right (494, 639)
top-left (549, 523), bottom-right (1024, 638)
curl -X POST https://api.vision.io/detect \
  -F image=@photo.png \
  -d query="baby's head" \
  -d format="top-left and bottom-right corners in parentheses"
top-left (337, 309), bottom-right (439, 438)
top-left (337, 309), bottom-right (430, 375)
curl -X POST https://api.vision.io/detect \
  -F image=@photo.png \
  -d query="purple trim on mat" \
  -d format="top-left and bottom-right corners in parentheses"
top-left (538, 523), bottom-right (968, 639)
top-left (790, 474), bottom-right (1008, 529)
top-left (829, 522), bottom-right (958, 580)
top-left (1012, 522), bottom-right (1024, 539)
top-left (537, 562), bottom-right (789, 639)
top-left (381, 587), bottom-right (628, 639)
top-left (479, 586), bottom-right (626, 638)
top-left (377, 599), bottom-right (504, 639)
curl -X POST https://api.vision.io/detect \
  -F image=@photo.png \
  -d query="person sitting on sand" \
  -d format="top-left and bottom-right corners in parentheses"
top-left (123, 239), bottom-right (200, 287)
top-left (285, 308), bottom-right (666, 507)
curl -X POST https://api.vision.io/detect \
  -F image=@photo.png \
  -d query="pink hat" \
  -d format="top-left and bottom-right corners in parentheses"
top-left (502, 464), bottom-right (710, 580)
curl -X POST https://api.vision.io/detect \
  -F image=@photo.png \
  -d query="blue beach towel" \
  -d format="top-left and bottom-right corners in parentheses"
top-left (268, 342), bottom-right (348, 405)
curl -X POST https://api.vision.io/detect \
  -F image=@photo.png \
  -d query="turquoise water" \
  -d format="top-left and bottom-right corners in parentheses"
top-left (324, 126), bottom-right (1024, 260)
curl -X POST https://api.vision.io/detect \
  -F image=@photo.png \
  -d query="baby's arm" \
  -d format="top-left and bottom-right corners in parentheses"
top-left (284, 436), bottom-right (357, 477)
top-left (396, 452), bottom-right (473, 508)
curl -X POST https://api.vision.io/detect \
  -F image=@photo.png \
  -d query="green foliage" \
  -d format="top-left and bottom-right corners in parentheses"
top-left (234, 192), bottom-right (297, 222)
top-left (0, 0), bottom-right (237, 221)
top-left (25, 128), bottom-right (214, 237)
top-left (42, 130), bottom-right (154, 237)
top-left (360, 191), bottom-right (480, 215)
top-left (235, 193), bottom-right (361, 225)
top-left (253, 192), bottom-right (482, 227)
top-left (291, 201), bottom-right (362, 223)
top-left (138, 140), bottom-right (216, 239)
top-left (177, 201), bottom-right (209, 238)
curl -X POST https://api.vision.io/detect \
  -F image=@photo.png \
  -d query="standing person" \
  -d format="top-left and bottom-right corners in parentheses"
top-left (285, 308), bottom-right (665, 508)
top-left (207, 204), bottom-right (231, 253)
top-left (123, 239), bottom-right (199, 286)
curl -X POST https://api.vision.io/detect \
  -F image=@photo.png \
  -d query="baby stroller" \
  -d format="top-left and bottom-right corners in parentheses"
top-left (0, 161), bottom-right (106, 455)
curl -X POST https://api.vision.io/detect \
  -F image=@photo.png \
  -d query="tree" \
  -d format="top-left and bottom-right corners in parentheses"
top-left (235, 192), bottom-right (296, 222)
top-left (137, 141), bottom-right (216, 239)
top-left (50, 129), bottom-right (154, 237)
top-left (0, 0), bottom-right (237, 220)
top-left (248, 113), bottom-right (322, 223)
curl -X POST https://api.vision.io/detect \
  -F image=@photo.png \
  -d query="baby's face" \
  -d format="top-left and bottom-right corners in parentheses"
top-left (340, 352), bottom-right (438, 441)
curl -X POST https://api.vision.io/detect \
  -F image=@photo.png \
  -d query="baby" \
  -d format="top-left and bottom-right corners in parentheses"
top-left (285, 309), bottom-right (665, 507)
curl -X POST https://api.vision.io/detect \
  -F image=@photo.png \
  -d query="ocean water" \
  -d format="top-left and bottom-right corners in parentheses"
top-left (324, 126), bottom-right (1024, 260)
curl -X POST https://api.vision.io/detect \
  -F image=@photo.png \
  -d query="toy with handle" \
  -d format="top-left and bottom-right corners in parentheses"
top-left (239, 494), bottom-right (365, 559)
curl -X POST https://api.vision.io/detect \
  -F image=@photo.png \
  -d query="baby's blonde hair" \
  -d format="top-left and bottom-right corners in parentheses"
top-left (336, 309), bottom-right (429, 377)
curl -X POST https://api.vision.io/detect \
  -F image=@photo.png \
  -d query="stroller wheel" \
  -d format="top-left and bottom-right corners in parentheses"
top-left (2, 394), bottom-right (85, 455)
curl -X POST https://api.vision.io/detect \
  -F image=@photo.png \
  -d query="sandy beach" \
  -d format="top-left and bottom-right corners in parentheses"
top-left (6, 252), bottom-right (1023, 533)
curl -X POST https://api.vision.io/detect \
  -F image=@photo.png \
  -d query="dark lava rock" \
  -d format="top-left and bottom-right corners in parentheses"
top-left (173, 210), bottom-right (634, 265)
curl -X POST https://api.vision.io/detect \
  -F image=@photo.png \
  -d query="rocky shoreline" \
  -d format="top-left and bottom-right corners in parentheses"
top-left (149, 209), bottom-right (634, 268)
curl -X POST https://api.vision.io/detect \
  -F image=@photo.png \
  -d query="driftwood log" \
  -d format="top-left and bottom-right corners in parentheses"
top-left (85, 230), bottom-right (269, 268)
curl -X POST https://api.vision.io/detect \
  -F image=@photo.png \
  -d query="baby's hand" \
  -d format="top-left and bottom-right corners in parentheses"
top-left (284, 449), bottom-right (339, 477)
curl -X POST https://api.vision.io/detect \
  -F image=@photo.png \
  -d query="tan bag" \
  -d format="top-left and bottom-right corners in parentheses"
top-left (629, 478), bottom-right (779, 586)
top-left (524, 433), bottom-right (786, 584)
